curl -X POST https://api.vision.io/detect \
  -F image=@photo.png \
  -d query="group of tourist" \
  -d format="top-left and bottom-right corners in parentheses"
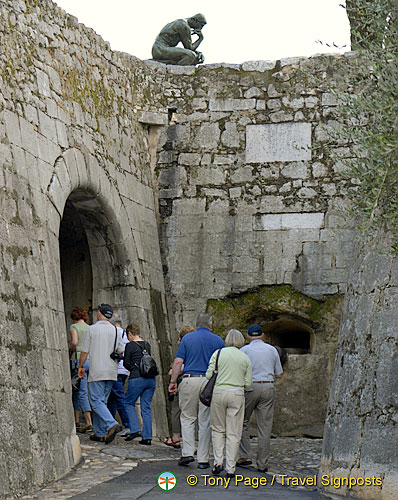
top-left (70, 304), bottom-right (157, 445)
top-left (69, 306), bottom-right (283, 475)
top-left (167, 314), bottom-right (283, 477)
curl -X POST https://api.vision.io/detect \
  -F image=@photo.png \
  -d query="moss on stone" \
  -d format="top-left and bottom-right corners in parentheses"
top-left (207, 284), bottom-right (343, 337)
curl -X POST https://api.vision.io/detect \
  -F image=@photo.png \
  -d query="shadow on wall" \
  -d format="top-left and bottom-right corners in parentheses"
top-left (207, 285), bottom-right (344, 437)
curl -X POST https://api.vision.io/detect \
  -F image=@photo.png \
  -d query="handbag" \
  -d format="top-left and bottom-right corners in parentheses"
top-left (70, 351), bottom-right (80, 392)
top-left (134, 341), bottom-right (159, 378)
top-left (200, 348), bottom-right (222, 407)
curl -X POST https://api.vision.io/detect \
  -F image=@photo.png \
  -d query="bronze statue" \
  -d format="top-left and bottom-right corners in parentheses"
top-left (152, 14), bottom-right (207, 66)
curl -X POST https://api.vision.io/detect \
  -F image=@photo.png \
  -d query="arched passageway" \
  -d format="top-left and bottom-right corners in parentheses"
top-left (59, 188), bottom-right (127, 324)
top-left (263, 318), bottom-right (312, 354)
top-left (60, 200), bottom-right (93, 330)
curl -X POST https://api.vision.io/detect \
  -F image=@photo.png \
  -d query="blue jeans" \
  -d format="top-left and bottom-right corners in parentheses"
top-left (72, 359), bottom-right (90, 412)
top-left (88, 380), bottom-right (118, 437)
top-left (107, 374), bottom-right (130, 428)
top-left (125, 377), bottom-right (156, 440)
top-left (78, 359), bottom-right (91, 412)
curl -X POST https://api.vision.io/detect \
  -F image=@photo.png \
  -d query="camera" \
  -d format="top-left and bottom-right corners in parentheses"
top-left (168, 392), bottom-right (175, 402)
top-left (110, 351), bottom-right (124, 361)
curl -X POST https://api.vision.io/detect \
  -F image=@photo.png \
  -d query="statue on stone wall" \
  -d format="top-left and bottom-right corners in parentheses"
top-left (152, 14), bottom-right (207, 66)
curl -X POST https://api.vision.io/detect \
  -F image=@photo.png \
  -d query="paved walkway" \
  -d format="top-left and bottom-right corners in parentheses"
top-left (20, 435), bottom-right (331, 500)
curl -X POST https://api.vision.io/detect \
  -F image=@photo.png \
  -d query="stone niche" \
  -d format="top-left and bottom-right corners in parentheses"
top-left (207, 285), bottom-right (344, 437)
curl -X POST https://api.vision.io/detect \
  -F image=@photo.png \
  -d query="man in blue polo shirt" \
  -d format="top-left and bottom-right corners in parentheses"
top-left (169, 313), bottom-right (224, 468)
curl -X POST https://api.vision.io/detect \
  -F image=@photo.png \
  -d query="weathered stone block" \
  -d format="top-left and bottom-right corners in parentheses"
top-left (178, 153), bottom-right (201, 166)
top-left (230, 166), bottom-right (253, 183)
top-left (254, 212), bottom-right (324, 231)
top-left (246, 123), bottom-right (311, 163)
top-left (270, 111), bottom-right (294, 122)
top-left (192, 123), bottom-right (220, 150)
top-left (241, 60), bottom-right (276, 72)
top-left (190, 166), bottom-right (225, 186)
top-left (209, 98), bottom-right (256, 112)
top-left (138, 111), bottom-right (168, 125)
top-left (35, 68), bottom-right (51, 97)
top-left (3, 110), bottom-right (22, 147)
top-left (221, 122), bottom-right (240, 148)
top-left (281, 162), bottom-right (309, 179)
top-left (244, 87), bottom-right (262, 98)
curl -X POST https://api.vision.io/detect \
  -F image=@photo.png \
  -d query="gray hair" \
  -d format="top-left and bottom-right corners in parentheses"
top-left (225, 329), bottom-right (245, 348)
top-left (196, 313), bottom-right (212, 328)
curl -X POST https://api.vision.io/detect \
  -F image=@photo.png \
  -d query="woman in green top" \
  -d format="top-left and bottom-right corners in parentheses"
top-left (70, 306), bottom-right (92, 432)
top-left (206, 329), bottom-right (252, 477)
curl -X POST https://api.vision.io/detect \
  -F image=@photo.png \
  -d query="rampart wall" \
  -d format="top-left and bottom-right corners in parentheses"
top-left (0, 1), bottom-right (169, 497)
top-left (0, 1), bottom-right (396, 499)
top-left (320, 235), bottom-right (398, 500)
top-left (149, 55), bottom-right (357, 437)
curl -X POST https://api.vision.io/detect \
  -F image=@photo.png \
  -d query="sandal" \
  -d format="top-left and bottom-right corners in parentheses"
top-left (163, 437), bottom-right (181, 449)
top-left (79, 424), bottom-right (93, 433)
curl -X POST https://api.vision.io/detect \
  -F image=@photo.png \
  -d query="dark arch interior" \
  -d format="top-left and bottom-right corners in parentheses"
top-left (59, 200), bottom-right (93, 331)
top-left (263, 318), bottom-right (312, 354)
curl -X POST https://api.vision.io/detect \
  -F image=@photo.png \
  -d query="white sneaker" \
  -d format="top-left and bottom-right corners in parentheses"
top-left (117, 427), bottom-right (130, 437)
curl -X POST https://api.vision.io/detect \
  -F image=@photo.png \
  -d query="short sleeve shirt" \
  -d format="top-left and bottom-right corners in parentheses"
top-left (81, 320), bottom-right (123, 382)
top-left (241, 340), bottom-right (283, 382)
top-left (176, 327), bottom-right (225, 375)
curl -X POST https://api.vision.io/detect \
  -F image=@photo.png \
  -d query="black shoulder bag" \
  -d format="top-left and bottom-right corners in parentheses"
top-left (200, 348), bottom-right (222, 407)
top-left (134, 341), bottom-right (159, 378)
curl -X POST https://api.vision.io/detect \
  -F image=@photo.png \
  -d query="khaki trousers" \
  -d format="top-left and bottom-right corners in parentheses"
top-left (239, 383), bottom-right (275, 469)
top-left (178, 376), bottom-right (210, 462)
top-left (210, 389), bottom-right (244, 474)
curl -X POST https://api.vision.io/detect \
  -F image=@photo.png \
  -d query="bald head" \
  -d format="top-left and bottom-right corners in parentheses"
top-left (188, 13), bottom-right (207, 29)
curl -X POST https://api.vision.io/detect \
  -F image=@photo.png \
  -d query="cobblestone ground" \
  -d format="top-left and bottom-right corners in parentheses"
top-left (19, 434), bottom-right (323, 500)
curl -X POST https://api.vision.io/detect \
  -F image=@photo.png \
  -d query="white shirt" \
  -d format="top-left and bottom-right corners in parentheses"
top-left (81, 320), bottom-right (124, 382)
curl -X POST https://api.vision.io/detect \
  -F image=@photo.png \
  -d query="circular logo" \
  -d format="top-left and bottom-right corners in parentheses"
top-left (157, 471), bottom-right (177, 491)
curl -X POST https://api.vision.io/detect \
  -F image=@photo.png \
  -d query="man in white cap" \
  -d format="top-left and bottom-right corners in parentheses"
top-left (78, 303), bottom-right (124, 444)
top-left (237, 324), bottom-right (283, 472)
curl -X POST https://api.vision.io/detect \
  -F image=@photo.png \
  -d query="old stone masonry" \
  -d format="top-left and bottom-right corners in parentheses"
top-left (0, 1), bottom-right (396, 500)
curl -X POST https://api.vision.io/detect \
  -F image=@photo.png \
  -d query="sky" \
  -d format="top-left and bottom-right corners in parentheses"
top-left (53, 0), bottom-right (351, 64)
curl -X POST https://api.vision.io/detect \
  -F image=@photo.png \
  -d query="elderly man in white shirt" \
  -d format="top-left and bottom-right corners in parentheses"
top-left (78, 304), bottom-right (124, 444)
top-left (237, 324), bottom-right (283, 472)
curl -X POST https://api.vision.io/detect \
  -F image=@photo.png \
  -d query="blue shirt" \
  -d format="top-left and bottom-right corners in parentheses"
top-left (176, 327), bottom-right (225, 375)
top-left (241, 339), bottom-right (283, 382)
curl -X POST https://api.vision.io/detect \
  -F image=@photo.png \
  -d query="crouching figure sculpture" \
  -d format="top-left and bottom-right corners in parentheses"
top-left (152, 13), bottom-right (207, 66)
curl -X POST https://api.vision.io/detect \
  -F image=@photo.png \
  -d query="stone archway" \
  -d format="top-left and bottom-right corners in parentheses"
top-left (59, 199), bottom-right (93, 329)
top-left (59, 187), bottom-right (127, 325)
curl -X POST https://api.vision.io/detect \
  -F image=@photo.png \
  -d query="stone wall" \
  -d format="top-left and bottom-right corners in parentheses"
top-left (2, 1), bottom-right (396, 499)
top-left (150, 55), bottom-right (358, 437)
top-left (151, 55), bottom-right (357, 321)
top-left (320, 236), bottom-right (398, 500)
top-left (0, 1), bottom-right (170, 497)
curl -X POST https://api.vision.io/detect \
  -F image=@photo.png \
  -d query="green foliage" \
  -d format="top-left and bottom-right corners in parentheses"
top-left (338, 0), bottom-right (398, 248)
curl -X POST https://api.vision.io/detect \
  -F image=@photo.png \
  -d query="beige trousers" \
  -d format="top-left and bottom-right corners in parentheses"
top-left (210, 389), bottom-right (244, 474)
top-left (239, 383), bottom-right (275, 469)
top-left (178, 376), bottom-right (210, 462)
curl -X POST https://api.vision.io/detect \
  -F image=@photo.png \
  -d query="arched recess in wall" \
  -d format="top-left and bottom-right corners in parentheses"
top-left (59, 189), bottom-right (126, 330)
top-left (207, 285), bottom-right (344, 437)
